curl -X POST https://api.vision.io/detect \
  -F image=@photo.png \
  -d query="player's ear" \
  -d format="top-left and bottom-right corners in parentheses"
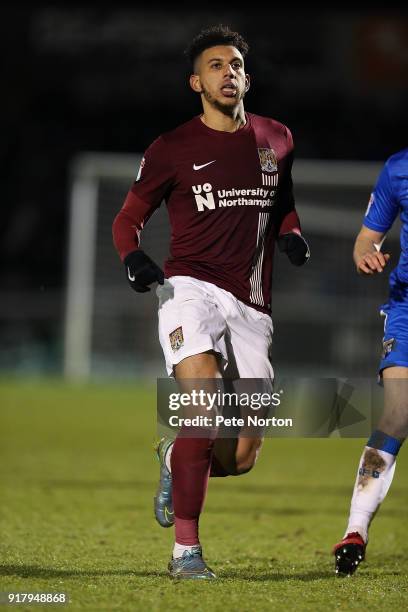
top-left (190, 74), bottom-right (203, 94)
top-left (244, 74), bottom-right (250, 93)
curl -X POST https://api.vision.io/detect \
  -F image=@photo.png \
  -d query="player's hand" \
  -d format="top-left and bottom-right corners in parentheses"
top-left (277, 232), bottom-right (310, 266)
top-left (123, 249), bottom-right (164, 292)
top-left (356, 251), bottom-right (390, 275)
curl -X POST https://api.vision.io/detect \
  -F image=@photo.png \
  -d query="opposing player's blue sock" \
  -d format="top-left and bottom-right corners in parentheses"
top-left (345, 430), bottom-right (402, 542)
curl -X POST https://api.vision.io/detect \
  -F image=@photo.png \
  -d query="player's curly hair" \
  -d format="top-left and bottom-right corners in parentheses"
top-left (184, 24), bottom-right (249, 67)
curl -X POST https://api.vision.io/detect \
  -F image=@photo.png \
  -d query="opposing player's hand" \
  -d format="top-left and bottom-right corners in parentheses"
top-left (124, 249), bottom-right (164, 292)
top-left (277, 232), bottom-right (310, 266)
top-left (356, 251), bottom-right (390, 275)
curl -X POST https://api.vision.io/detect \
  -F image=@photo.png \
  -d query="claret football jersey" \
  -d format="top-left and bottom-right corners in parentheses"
top-left (113, 112), bottom-right (300, 313)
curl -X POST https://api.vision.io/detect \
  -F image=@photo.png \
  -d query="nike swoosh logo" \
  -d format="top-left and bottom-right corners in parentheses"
top-left (193, 160), bottom-right (216, 170)
top-left (127, 267), bottom-right (135, 281)
top-left (164, 506), bottom-right (174, 522)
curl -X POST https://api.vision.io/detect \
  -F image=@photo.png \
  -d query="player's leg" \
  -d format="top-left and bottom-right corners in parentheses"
top-left (158, 278), bottom-right (267, 481)
top-left (210, 437), bottom-right (264, 476)
top-left (210, 292), bottom-right (273, 476)
top-left (346, 366), bottom-right (407, 540)
top-left (155, 277), bottom-right (228, 528)
top-left (156, 277), bottom-right (229, 579)
top-left (168, 352), bottom-right (219, 579)
top-left (334, 295), bottom-right (408, 575)
top-left (334, 365), bottom-right (408, 575)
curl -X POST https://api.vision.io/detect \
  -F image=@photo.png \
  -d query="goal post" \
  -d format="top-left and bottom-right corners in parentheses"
top-left (64, 153), bottom-right (142, 380)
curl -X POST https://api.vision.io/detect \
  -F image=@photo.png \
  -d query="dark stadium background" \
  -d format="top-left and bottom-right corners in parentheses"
top-left (2, 11), bottom-right (408, 608)
top-left (1, 6), bottom-right (407, 377)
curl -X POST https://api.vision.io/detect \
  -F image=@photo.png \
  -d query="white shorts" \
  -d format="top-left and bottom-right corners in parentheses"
top-left (156, 276), bottom-right (274, 379)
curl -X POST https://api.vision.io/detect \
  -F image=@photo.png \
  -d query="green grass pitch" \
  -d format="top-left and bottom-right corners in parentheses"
top-left (1, 378), bottom-right (407, 611)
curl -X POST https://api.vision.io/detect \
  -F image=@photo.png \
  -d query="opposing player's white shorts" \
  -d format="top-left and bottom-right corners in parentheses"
top-left (156, 276), bottom-right (274, 378)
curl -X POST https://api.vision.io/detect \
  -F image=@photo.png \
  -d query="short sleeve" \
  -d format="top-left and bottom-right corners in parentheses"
top-left (363, 161), bottom-right (399, 233)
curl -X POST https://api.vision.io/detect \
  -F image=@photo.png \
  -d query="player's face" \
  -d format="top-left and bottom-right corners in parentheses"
top-left (190, 45), bottom-right (250, 114)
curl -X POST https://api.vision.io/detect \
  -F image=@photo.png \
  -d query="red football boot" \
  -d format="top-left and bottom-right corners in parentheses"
top-left (333, 532), bottom-right (366, 576)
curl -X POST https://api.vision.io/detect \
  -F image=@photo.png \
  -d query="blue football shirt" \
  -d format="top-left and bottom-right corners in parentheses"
top-left (363, 148), bottom-right (408, 283)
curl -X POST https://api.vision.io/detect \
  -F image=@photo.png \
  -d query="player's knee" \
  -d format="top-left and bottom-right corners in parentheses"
top-left (216, 450), bottom-right (256, 476)
top-left (234, 439), bottom-right (263, 475)
top-left (234, 457), bottom-right (256, 475)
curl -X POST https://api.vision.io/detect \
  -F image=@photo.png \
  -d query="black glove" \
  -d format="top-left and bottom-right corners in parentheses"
top-left (124, 250), bottom-right (164, 292)
top-left (277, 232), bottom-right (310, 266)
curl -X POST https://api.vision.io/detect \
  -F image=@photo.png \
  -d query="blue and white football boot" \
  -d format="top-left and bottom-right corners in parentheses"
top-left (154, 438), bottom-right (174, 528)
top-left (168, 546), bottom-right (216, 580)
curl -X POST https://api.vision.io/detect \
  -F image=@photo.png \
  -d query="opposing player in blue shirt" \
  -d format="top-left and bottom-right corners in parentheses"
top-left (333, 148), bottom-right (408, 575)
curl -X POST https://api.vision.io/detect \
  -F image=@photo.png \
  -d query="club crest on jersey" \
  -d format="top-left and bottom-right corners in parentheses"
top-left (381, 338), bottom-right (395, 359)
top-left (169, 326), bottom-right (184, 352)
top-left (258, 148), bottom-right (277, 173)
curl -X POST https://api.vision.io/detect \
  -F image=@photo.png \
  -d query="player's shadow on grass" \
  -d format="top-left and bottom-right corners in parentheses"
top-left (217, 483), bottom-right (408, 499)
top-left (40, 480), bottom-right (407, 501)
top-left (219, 568), bottom-right (334, 581)
top-left (204, 504), bottom-right (402, 518)
top-left (41, 479), bottom-right (152, 490)
top-left (0, 564), bottom-right (353, 582)
top-left (220, 567), bottom-right (405, 580)
top-left (1, 564), bottom-right (403, 581)
top-left (0, 565), bottom-right (167, 579)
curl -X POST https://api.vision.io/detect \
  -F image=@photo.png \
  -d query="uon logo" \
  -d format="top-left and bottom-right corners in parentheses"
top-left (192, 183), bottom-right (215, 212)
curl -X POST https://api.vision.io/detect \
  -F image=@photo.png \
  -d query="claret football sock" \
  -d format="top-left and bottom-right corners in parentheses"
top-left (345, 431), bottom-right (402, 542)
top-left (171, 434), bottom-right (214, 547)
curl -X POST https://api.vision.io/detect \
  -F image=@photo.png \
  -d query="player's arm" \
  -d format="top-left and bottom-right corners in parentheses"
top-left (277, 210), bottom-right (310, 266)
top-left (113, 191), bottom-right (164, 292)
top-left (276, 139), bottom-right (310, 266)
top-left (355, 158), bottom-right (398, 275)
top-left (112, 136), bottom-right (174, 292)
top-left (353, 226), bottom-right (390, 275)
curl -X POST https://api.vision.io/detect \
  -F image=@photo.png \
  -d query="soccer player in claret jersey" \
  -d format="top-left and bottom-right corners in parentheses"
top-left (113, 25), bottom-right (310, 579)
top-left (333, 148), bottom-right (408, 576)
